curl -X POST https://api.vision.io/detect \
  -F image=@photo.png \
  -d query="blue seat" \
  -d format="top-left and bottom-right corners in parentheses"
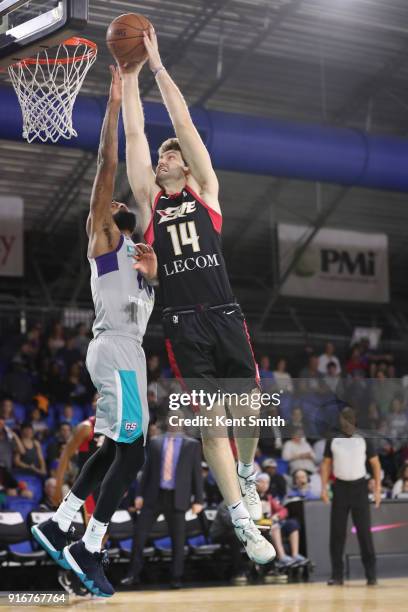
top-left (12, 473), bottom-right (43, 504)
top-left (45, 406), bottom-right (57, 429)
top-left (154, 536), bottom-right (172, 550)
top-left (9, 540), bottom-right (32, 554)
top-left (13, 403), bottom-right (26, 424)
top-left (276, 458), bottom-right (289, 475)
top-left (187, 534), bottom-right (206, 547)
top-left (5, 497), bottom-right (36, 520)
top-left (118, 538), bottom-right (132, 553)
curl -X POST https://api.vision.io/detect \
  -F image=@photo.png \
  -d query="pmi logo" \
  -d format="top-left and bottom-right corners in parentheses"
top-left (294, 248), bottom-right (377, 278)
top-left (321, 250), bottom-right (376, 276)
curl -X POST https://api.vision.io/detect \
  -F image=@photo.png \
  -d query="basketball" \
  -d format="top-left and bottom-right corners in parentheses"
top-left (106, 13), bottom-right (152, 65)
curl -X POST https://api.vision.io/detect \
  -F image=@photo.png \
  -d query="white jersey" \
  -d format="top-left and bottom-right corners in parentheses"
top-left (89, 234), bottom-right (154, 342)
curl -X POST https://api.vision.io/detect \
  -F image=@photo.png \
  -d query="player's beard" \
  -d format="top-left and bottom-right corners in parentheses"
top-left (113, 210), bottom-right (136, 233)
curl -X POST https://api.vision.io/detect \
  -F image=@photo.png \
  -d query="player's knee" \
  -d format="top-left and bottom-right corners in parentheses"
top-left (117, 438), bottom-right (145, 484)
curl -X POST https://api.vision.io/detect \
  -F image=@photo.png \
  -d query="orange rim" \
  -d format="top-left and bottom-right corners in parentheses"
top-left (7, 37), bottom-right (97, 68)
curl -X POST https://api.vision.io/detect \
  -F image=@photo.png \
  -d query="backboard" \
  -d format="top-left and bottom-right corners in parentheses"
top-left (0, 0), bottom-right (88, 67)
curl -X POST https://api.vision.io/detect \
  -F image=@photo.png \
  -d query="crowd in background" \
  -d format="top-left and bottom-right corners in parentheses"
top-left (1, 322), bottom-right (408, 519)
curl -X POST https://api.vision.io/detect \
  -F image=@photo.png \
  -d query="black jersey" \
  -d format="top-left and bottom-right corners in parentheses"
top-left (144, 185), bottom-right (234, 308)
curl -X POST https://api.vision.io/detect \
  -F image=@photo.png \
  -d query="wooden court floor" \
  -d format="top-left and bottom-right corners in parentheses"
top-left (16, 578), bottom-right (408, 612)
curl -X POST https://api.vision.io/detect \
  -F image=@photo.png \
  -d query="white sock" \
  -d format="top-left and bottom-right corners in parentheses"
top-left (238, 461), bottom-right (254, 478)
top-left (228, 499), bottom-right (250, 523)
top-left (52, 491), bottom-right (84, 533)
top-left (82, 516), bottom-right (109, 554)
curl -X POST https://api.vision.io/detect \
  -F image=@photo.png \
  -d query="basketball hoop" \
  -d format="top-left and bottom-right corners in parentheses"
top-left (7, 37), bottom-right (97, 143)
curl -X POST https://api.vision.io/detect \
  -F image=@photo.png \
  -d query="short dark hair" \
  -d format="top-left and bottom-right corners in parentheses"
top-left (158, 138), bottom-right (187, 166)
top-left (340, 406), bottom-right (356, 425)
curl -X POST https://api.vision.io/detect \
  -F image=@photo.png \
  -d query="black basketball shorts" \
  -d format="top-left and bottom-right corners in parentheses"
top-left (163, 303), bottom-right (259, 395)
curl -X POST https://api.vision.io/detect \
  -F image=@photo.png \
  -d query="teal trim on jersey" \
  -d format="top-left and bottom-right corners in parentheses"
top-left (117, 370), bottom-right (143, 443)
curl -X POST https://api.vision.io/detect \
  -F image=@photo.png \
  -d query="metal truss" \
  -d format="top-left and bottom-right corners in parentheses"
top-left (195, 0), bottom-right (304, 107)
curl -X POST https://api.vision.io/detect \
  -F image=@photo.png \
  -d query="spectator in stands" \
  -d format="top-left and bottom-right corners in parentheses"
top-left (273, 358), bottom-right (294, 393)
top-left (13, 423), bottom-right (46, 476)
top-left (290, 405), bottom-right (307, 431)
top-left (46, 422), bottom-right (73, 467)
top-left (258, 404), bottom-right (283, 456)
top-left (65, 362), bottom-right (90, 405)
top-left (59, 404), bottom-right (80, 427)
top-left (1, 354), bottom-right (33, 404)
top-left (29, 406), bottom-right (49, 441)
top-left (387, 397), bottom-right (408, 450)
top-left (323, 361), bottom-right (341, 393)
top-left (346, 346), bottom-right (368, 377)
top-left (343, 371), bottom-right (371, 429)
top-left (376, 418), bottom-right (396, 484)
top-left (282, 427), bottom-right (317, 475)
top-left (318, 343), bottom-right (341, 376)
top-left (147, 385), bottom-right (169, 425)
top-left (0, 417), bottom-right (23, 471)
top-left (261, 458), bottom-right (287, 500)
top-left (0, 464), bottom-right (33, 506)
top-left (298, 355), bottom-right (324, 393)
top-left (26, 324), bottom-right (42, 356)
top-left (47, 322), bottom-right (65, 356)
top-left (391, 463), bottom-right (408, 499)
top-left (38, 477), bottom-right (58, 511)
top-left (371, 370), bottom-right (400, 418)
top-left (42, 360), bottom-right (66, 404)
top-left (256, 473), bottom-right (307, 568)
top-left (366, 401), bottom-right (380, 431)
top-left (210, 501), bottom-right (250, 585)
top-left (72, 323), bottom-right (90, 359)
top-left (259, 355), bottom-right (275, 393)
top-left (146, 420), bottom-right (161, 443)
top-left (56, 335), bottom-right (81, 371)
top-left (395, 479), bottom-right (408, 499)
top-left (287, 469), bottom-right (320, 500)
top-left (147, 354), bottom-right (162, 383)
top-left (367, 477), bottom-right (388, 502)
top-left (313, 437), bottom-right (327, 466)
top-left (19, 341), bottom-right (37, 374)
top-left (0, 398), bottom-right (18, 430)
top-left (0, 463), bottom-right (19, 499)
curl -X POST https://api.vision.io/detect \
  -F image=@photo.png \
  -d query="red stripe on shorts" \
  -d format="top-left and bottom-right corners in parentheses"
top-left (243, 320), bottom-right (260, 387)
top-left (165, 338), bottom-right (200, 413)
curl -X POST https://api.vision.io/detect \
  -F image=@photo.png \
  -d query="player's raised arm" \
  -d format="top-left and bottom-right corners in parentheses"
top-left (121, 64), bottom-right (160, 231)
top-left (143, 28), bottom-right (220, 213)
top-left (87, 65), bottom-right (121, 255)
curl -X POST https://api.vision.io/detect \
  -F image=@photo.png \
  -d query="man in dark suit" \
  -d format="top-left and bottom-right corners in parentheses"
top-left (121, 425), bottom-right (203, 588)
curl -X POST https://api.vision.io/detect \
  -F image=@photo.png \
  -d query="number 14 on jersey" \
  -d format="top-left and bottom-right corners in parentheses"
top-left (167, 221), bottom-right (200, 256)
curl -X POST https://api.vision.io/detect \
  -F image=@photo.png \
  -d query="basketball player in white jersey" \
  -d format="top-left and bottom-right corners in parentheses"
top-left (32, 66), bottom-right (156, 598)
top-left (121, 29), bottom-right (275, 565)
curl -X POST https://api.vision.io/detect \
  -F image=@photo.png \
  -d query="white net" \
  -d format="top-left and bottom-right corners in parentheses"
top-left (8, 37), bottom-right (97, 144)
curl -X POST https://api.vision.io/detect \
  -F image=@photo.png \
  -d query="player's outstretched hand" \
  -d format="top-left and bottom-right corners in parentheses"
top-left (143, 26), bottom-right (163, 73)
top-left (109, 65), bottom-right (122, 104)
top-left (132, 243), bottom-right (157, 282)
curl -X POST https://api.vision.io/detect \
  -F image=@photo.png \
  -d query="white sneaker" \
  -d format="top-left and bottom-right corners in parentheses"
top-left (237, 470), bottom-right (262, 521)
top-left (233, 517), bottom-right (276, 565)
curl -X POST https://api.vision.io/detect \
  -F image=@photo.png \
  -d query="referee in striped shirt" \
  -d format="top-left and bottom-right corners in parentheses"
top-left (321, 407), bottom-right (381, 586)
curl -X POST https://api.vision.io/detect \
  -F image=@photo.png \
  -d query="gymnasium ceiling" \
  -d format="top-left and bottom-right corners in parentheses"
top-left (1, 0), bottom-right (408, 330)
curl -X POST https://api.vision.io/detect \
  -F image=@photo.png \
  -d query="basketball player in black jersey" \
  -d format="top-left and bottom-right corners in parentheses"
top-left (121, 27), bottom-right (275, 564)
